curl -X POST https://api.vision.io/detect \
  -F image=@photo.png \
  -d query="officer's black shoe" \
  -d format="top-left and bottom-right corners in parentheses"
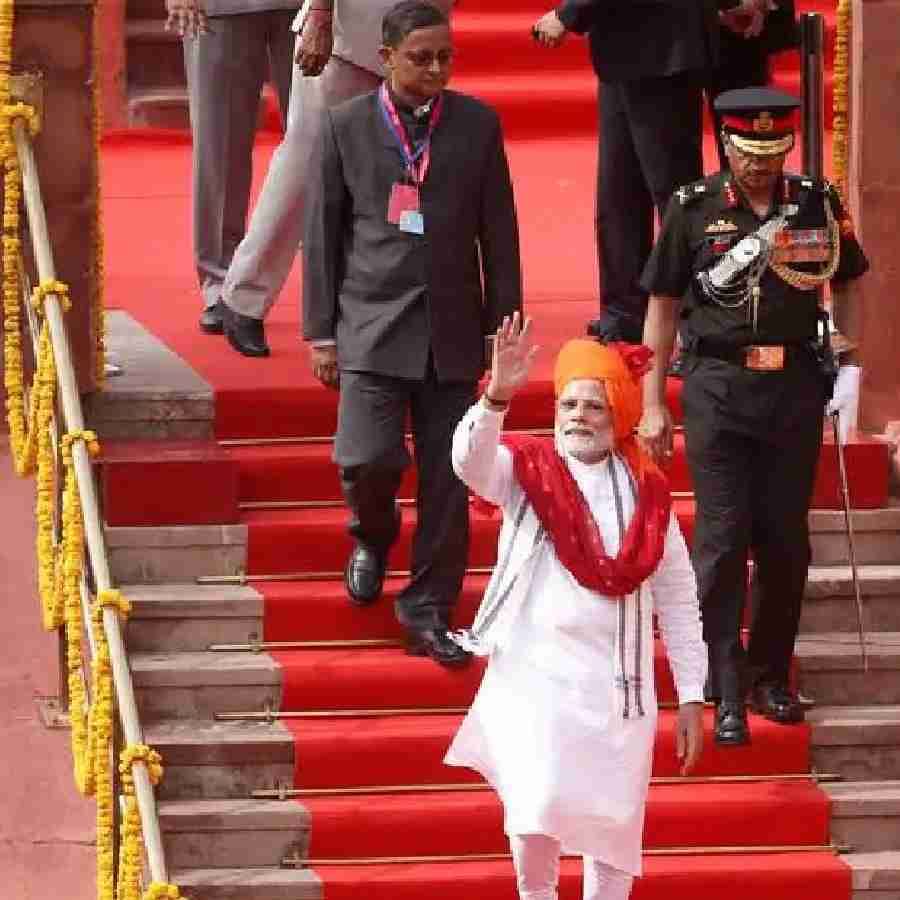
top-left (224, 307), bottom-right (270, 358)
top-left (750, 682), bottom-right (805, 724)
top-left (344, 543), bottom-right (387, 606)
top-left (199, 301), bottom-right (226, 335)
top-left (714, 701), bottom-right (751, 746)
top-left (405, 627), bottom-right (472, 668)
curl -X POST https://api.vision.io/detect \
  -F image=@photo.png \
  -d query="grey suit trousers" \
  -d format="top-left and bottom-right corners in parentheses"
top-left (222, 54), bottom-right (382, 319)
top-left (184, 11), bottom-right (296, 310)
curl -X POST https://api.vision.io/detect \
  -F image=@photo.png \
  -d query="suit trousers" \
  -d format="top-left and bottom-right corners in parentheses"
top-left (333, 370), bottom-right (476, 629)
top-left (183, 11), bottom-right (295, 310)
top-left (509, 834), bottom-right (634, 900)
top-left (708, 33), bottom-right (770, 169)
top-left (681, 355), bottom-right (825, 700)
top-left (594, 73), bottom-right (704, 343)
top-left (222, 55), bottom-right (382, 319)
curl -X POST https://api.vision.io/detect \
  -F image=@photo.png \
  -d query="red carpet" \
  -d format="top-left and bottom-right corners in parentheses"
top-left (99, 1), bottom-right (856, 895)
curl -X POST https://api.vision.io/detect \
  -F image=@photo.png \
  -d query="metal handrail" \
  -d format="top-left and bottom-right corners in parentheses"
top-left (12, 118), bottom-right (169, 884)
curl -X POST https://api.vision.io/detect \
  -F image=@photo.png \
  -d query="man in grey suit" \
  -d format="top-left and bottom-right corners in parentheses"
top-left (166, 0), bottom-right (298, 335)
top-left (218, 0), bottom-right (455, 356)
top-left (303, 1), bottom-right (522, 666)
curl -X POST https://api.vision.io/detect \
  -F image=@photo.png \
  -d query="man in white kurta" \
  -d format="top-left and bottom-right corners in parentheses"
top-left (444, 319), bottom-right (707, 900)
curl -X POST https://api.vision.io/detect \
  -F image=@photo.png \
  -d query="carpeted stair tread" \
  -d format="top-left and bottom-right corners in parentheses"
top-left (273, 640), bottom-right (678, 710)
top-left (286, 709), bottom-right (810, 789)
top-left (301, 780), bottom-right (829, 858)
top-left (273, 640), bottom-right (674, 707)
top-left (314, 852), bottom-right (850, 900)
top-left (243, 500), bottom-right (697, 575)
top-left (262, 575), bottom-right (490, 642)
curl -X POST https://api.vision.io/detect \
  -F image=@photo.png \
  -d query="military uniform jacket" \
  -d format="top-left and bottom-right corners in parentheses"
top-left (303, 89), bottom-right (522, 382)
top-left (640, 171), bottom-right (869, 352)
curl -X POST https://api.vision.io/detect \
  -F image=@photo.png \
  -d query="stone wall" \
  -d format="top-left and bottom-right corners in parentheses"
top-left (6, 0), bottom-right (99, 399)
top-left (850, 0), bottom-right (900, 432)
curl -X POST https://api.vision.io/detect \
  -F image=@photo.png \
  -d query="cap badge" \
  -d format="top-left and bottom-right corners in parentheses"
top-left (753, 111), bottom-right (775, 133)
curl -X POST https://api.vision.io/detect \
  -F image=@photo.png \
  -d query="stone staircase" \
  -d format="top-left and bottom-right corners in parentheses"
top-left (91, 313), bottom-right (900, 899)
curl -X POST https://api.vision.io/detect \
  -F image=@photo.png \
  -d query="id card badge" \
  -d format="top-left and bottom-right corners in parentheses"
top-left (388, 183), bottom-right (419, 225)
top-left (398, 209), bottom-right (425, 235)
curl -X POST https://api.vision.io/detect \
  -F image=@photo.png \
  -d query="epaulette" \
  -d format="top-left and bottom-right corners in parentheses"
top-left (674, 179), bottom-right (711, 206)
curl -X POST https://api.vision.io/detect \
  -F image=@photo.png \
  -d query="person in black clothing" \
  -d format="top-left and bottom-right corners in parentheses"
top-left (710, 0), bottom-right (799, 167)
top-left (637, 88), bottom-right (868, 746)
top-left (533, 0), bottom-right (765, 344)
top-left (303, 1), bottom-right (521, 667)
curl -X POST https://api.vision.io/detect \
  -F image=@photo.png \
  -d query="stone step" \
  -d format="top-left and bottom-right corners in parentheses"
top-left (107, 524), bottom-right (247, 585)
top-left (169, 867), bottom-right (321, 900)
top-left (845, 851), bottom-right (900, 898)
top-left (159, 799), bottom-right (310, 869)
top-left (800, 566), bottom-right (900, 634)
top-left (132, 651), bottom-right (280, 719)
top-left (796, 632), bottom-right (900, 706)
top-left (810, 706), bottom-right (900, 782)
top-left (146, 719), bottom-right (294, 801)
top-left (809, 508), bottom-right (900, 567)
top-left (86, 311), bottom-right (214, 441)
top-left (125, 583), bottom-right (263, 652)
top-left (127, 84), bottom-right (279, 131)
top-left (825, 782), bottom-right (900, 854)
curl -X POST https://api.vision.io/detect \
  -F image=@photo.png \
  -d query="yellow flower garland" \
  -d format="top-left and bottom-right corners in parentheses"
top-left (142, 885), bottom-right (185, 900)
top-left (831, 0), bottom-right (851, 197)
top-left (117, 744), bottom-right (164, 900)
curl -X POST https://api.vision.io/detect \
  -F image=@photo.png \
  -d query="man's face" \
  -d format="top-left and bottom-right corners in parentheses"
top-left (725, 139), bottom-right (787, 195)
top-left (380, 24), bottom-right (454, 105)
top-left (555, 379), bottom-right (615, 465)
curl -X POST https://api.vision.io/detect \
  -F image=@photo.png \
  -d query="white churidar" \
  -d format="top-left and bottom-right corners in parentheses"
top-left (445, 400), bottom-right (707, 877)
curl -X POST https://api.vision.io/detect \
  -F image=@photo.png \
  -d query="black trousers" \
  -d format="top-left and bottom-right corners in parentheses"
top-left (333, 369), bottom-right (476, 630)
top-left (708, 33), bottom-right (770, 169)
top-left (681, 353), bottom-right (826, 701)
top-left (593, 72), bottom-right (704, 343)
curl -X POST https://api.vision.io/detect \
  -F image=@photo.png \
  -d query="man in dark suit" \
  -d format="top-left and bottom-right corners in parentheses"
top-left (534, 0), bottom-right (764, 344)
top-left (303, 0), bottom-right (522, 666)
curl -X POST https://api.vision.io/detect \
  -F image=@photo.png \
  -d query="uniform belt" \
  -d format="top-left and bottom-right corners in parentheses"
top-left (691, 343), bottom-right (810, 372)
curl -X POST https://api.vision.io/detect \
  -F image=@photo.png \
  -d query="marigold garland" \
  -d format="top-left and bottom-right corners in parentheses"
top-left (831, 0), bottom-right (851, 197)
top-left (117, 745), bottom-right (164, 900)
top-left (142, 885), bottom-right (184, 900)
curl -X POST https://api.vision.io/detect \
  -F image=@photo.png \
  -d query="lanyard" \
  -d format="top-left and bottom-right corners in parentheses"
top-left (379, 82), bottom-right (443, 187)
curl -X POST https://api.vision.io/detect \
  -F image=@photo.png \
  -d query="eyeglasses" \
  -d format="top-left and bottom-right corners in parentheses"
top-left (402, 48), bottom-right (455, 68)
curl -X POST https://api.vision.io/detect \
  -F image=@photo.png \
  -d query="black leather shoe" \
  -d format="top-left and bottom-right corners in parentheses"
top-left (344, 543), bottom-right (386, 606)
top-left (715, 701), bottom-right (750, 746)
top-left (751, 682), bottom-right (804, 724)
top-left (199, 301), bottom-right (225, 334)
top-left (406, 627), bottom-right (472, 668)
top-left (224, 307), bottom-right (270, 358)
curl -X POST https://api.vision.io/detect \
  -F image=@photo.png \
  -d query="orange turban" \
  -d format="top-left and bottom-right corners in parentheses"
top-left (553, 339), bottom-right (656, 475)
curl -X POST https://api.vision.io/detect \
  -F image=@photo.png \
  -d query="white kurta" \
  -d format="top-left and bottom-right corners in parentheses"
top-left (444, 401), bottom-right (707, 877)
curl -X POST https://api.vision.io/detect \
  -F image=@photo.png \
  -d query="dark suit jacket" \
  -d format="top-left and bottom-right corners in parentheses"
top-left (556, 0), bottom-right (725, 83)
top-left (303, 89), bottom-right (522, 383)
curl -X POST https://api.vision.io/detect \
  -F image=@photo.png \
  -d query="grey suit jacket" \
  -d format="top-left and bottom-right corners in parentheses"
top-left (303, 89), bottom-right (522, 383)
top-left (206, 0), bottom-right (298, 16)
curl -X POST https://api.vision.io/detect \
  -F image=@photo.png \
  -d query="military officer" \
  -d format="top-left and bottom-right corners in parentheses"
top-left (637, 88), bottom-right (868, 746)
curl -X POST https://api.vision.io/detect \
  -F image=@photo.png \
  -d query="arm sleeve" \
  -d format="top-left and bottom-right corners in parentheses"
top-left (451, 400), bottom-right (517, 509)
top-left (640, 195), bottom-right (695, 298)
top-left (302, 109), bottom-right (345, 341)
top-left (479, 117), bottom-right (523, 333)
top-left (650, 512), bottom-right (707, 704)
top-left (828, 186), bottom-right (870, 283)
